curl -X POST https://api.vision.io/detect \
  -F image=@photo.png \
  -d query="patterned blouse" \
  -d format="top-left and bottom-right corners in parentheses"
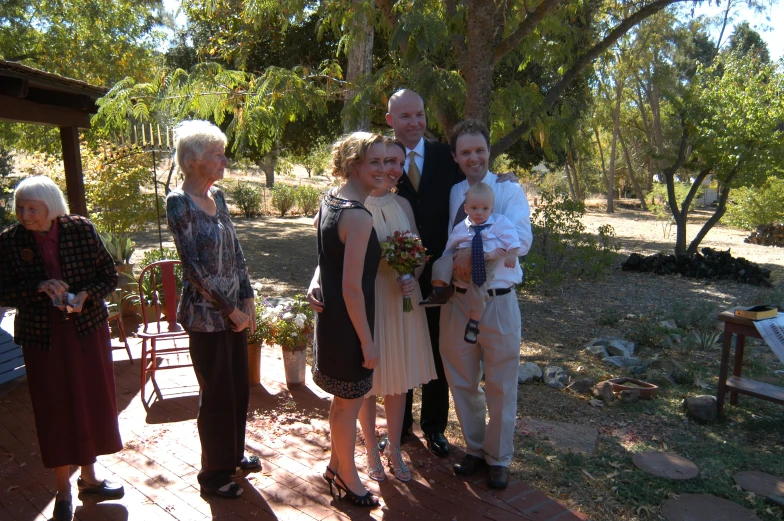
top-left (166, 187), bottom-right (253, 333)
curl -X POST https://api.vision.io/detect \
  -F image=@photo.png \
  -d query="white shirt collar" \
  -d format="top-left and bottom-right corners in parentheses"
top-left (465, 214), bottom-right (496, 229)
top-left (406, 137), bottom-right (425, 158)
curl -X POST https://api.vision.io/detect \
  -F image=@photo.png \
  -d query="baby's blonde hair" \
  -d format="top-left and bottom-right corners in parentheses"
top-left (465, 182), bottom-right (495, 205)
top-left (329, 132), bottom-right (385, 180)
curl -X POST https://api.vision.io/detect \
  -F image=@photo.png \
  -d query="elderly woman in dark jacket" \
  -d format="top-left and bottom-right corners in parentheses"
top-left (0, 176), bottom-right (124, 521)
top-left (166, 120), bottom-right (259, 499)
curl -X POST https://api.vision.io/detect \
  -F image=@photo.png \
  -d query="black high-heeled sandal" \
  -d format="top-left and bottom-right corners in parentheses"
top-left (323, 466), bottom-right (336, 495)
top-left (332, 472), bottom-right (379, 508)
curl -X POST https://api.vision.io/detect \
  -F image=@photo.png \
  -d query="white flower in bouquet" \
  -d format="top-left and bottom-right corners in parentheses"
top-left (282, 312), bottom-right (294, 320)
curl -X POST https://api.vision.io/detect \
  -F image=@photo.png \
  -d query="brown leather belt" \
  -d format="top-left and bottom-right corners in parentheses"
top-left (454, 286), bottom-right (513, 297)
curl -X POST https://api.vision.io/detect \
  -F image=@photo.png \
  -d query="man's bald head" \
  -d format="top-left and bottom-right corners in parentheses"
top-left (386, 89), bottom-right (426, 149)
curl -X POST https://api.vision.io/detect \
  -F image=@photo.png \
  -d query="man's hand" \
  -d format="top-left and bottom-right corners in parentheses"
top-left (496, 172), bottom-right (519, 183)
top-left (453, 248), bottom-right (472, 280)
top-left (504, 254), bottom-right (516, 268)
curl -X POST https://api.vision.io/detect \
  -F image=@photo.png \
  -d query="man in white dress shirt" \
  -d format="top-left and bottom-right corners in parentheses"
top-left (439, 119), bottom-right (533, 489)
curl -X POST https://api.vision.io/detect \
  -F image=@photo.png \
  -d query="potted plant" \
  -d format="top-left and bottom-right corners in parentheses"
top-left (100, 232), bottom-right (136, 315)
top-left (247, 296), bottom-right (269, 386)
top-left (120, 248), bottom-right (182, 321)
top-left (256, 295), bottom-right (314, 387)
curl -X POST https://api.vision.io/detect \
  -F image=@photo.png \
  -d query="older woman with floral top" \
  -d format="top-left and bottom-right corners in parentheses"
top-left (166, 120), bottom-right (259, 499)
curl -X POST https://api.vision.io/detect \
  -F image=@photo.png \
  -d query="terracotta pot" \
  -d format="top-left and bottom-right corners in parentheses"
top-left (281, 344), bottom-right (307, 387)
top-left (248, 342), bottom-right (262, 386)
top-left (608, 377), bottom-right (659, 400)
top-left (115, 263), bottom-right (135, 290)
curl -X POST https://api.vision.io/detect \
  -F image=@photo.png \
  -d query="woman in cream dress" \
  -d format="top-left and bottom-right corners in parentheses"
top-left (357, 138), bottom-right (437, 482)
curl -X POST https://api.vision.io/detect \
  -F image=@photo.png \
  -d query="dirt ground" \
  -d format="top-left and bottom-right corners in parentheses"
top-left (133, 174), bottom-right (784, 520)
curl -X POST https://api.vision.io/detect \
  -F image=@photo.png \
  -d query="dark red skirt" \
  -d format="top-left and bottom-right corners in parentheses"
top-left (22, 310), bottom-right (123, 468)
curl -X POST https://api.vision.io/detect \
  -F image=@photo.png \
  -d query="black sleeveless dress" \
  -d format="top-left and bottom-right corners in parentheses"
top-left (312, 193), bottom-right (381, 399)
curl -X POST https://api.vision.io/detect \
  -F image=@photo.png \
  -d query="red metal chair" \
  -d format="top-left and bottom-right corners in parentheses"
top-left (136, 260), bottom-right (190, 410)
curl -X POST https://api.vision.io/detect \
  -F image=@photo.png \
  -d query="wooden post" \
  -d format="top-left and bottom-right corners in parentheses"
top-left (59, 126), bottom-right (88, 217)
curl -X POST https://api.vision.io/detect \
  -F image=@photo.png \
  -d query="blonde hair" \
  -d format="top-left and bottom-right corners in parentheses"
top-left (14, 176), bottom-right (69, 220)
top-left (174, 120), bottom-right (227, 176)
top-left (465, 182), bottom-right (495, 205)
top-left (329, 132), bottom-right (385, 180)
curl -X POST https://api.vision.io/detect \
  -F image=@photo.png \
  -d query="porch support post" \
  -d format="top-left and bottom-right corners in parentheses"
top-left (59, 126), bottom-right (87, 216)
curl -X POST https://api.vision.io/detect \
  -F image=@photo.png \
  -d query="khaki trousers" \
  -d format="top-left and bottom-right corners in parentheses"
top-left (439, 290), bottom-right (521, 466)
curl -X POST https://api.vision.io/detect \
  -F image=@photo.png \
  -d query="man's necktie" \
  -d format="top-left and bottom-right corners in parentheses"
top-left (452, 197), bottom-right (468, 229)
top-left (407, 151), bottom-right (421, 191)
top-left (471, 224), bottom-right (489, 286)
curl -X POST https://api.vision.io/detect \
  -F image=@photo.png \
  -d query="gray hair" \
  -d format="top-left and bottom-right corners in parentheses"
top-left (174, 120), bottom-right (227, 176)
top-left (13, 176), bottom-right (69, 220)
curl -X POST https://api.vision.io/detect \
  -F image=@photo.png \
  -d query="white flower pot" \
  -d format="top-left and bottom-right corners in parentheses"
top-left (282, 347), bottom-right (307, 387)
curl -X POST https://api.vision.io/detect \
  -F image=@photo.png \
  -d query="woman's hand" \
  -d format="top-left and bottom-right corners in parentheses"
top-left (66, 291), bottom-right (89, 313)
top-left (228, 307), bottom-right (250, 332)
top-left (397, 274), bottom-right (416, 297)
top-left (38, 279), bottom-right (69, 308)
top-left (241, 298), bottom-right (256, 336)
top-left (361, 340), bottom-right (379, 369)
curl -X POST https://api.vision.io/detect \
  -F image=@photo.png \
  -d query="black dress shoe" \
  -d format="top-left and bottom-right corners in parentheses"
top-left (52, 499), bottom-right (73, 521)
top-left (239, 455), bottom-right (262, 471)
top-left (424, 432), bottom-right (449, 457)
top-left (487, 465), bottom-right (509, 489)
top-left (453, 454), bottom-right (486, 476)
top-left (420, 285), bottom-right (454, 307)
top-left (76, 477), bottom-right (125, 498)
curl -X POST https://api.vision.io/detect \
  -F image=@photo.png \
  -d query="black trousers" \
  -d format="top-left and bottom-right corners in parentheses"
top-left (188, 329), bottom-right (249, 489)
top-left (403, 305), bottom-right (450, 436)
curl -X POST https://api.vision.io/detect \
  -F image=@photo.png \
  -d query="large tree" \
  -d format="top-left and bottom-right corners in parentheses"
top-left (95, 0), bottom-right (695, 169)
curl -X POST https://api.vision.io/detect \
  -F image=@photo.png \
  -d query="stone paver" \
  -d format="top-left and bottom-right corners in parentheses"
top-left (0, 319), bottom-right (589, 521)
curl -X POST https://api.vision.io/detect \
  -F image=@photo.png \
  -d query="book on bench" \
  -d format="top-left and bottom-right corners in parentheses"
top-left (734, 305), bottom-right (779, 321)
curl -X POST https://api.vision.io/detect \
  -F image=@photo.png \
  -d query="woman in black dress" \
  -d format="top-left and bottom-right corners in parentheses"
top-left (310, 132), bottom-right (385, 507)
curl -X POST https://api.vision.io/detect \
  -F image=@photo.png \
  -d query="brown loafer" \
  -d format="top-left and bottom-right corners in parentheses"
top-left (76, 477), bottom-right (125, 498)
top-left (487, 465), bottom-right (509, 489)
top-left (453, 454), bottom-right (486, 476)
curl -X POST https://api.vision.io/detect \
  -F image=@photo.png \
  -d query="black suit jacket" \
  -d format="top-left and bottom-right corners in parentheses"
top-left (396, 139), bottom-right (464, 295)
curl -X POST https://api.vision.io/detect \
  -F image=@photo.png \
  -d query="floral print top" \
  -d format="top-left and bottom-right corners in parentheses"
top-left (166, 187), bottom-right (253, 332)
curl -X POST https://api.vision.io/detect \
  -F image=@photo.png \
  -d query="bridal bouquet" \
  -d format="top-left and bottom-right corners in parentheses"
top-left (381, 230), bottom-right (430, 312)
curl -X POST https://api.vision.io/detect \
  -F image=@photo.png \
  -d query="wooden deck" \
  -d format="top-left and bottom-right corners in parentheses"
top-left (0, 320), bottom-right (589, 521)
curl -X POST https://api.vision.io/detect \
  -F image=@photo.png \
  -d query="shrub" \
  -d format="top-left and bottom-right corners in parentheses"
top-left (271, 184), bottom-right (297, 217)
top-left (628, 316), bottom-right (666, 348)
top-left (296, 186), bottom-right (321, 216)
top-left (0, 145), bottom-right (13, 178)
top-left (82, 144), bottom-right (158, 235)
top-left (522, 191), bottom-right (620, 291)
top-left (230, 182), bottom-right (263, 218)
top-left (724, 176), bottom-right (784, 230)
top-left (671, 300), bottom-right (718, 332)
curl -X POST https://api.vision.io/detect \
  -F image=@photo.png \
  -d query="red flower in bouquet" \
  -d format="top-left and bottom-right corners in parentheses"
top-left (380, 231), bottom-right (430, 312)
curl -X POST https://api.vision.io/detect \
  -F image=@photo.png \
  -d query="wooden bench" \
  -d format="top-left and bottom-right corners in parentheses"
top-left (717, 311), bottom-right (784, 414)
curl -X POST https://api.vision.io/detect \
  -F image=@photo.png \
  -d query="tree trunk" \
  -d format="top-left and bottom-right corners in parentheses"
top-left (258, 149), bottom-right (280, 187)
top-left (563, 160), bottom-right (577, 200)
top-left (606, 76), bottom-right (624, 214)
top-left (463, 0), bottom-right (498, 124)
top-left (619, 130), bottom-right (648, 210)
top-left (594, 126), bottom-right (610, 191)
top-left (343, 0), bottom-right (374, 132)
top-left (687, 181), bottom-right (731, 254)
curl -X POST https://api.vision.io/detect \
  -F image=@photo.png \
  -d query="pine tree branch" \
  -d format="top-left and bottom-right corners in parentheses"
top-left (493, 0), bottom-right (561, 62)
top-left (491, 0), bottom-right (690, 158)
